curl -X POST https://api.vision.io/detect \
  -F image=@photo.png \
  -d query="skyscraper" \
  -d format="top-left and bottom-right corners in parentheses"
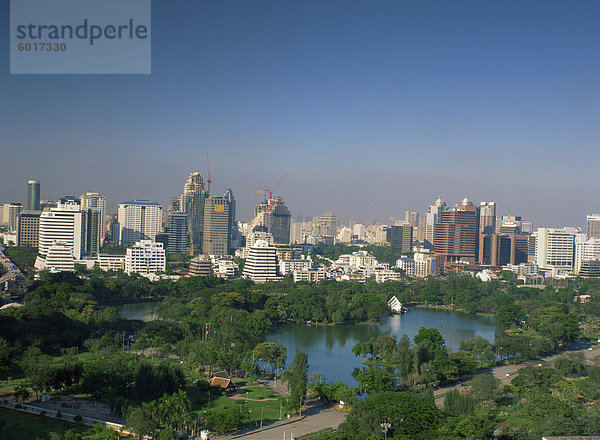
top-left (535, 227), bottom-right (576, 271)
top-left (243, 240), bottom-right (282, 283)
top-left (270, 196), bottom-right (291, 244)
top-left (587, 214), bottom-right (600, 239)
top-left (479, 201), bottom-right (496, 235)
top-left (118, 200), bottom-right (162, 247)
top-left (433, 196), bottom-right (480, 267)
top-left (17, 211), bottom-right (41, 247)
top-left (424, 196), bottom-right (446, 249)
top-left (80, 192), bottom-right (107, 254)
top-left (27, 180), bottom-right (41, 211)
top-left (404, 211), bottom-right (419, 227)
top-left (35, 201), bottom-right (84, 270)
top-left (202, 197), bottom-right (231, 256)
top-left (315, 212), bottom-right (337, 237)
top-left (1, 203), bottom-right (23, 231)
top-left (182, 172), bottom-right (207, 255)
top-left (387, 224), bottom-right (413, 253)
top-left (166, 213), bottom-right (188, 254)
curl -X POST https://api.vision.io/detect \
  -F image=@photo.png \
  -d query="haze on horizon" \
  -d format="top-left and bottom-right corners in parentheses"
top-left (0, 0), bottom-right (598, 228)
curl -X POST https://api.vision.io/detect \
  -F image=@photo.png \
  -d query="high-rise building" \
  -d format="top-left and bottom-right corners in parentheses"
top-left (425, 196), bottom-right (447, 249)
top-left (587, 214), bottom-right (600, 240)
top-left (535, 227), bottom-right (576, 271)
top-left (80, 192), bottom-right (106, 249)
top-left (17, 211), bottom-right (41, 247)
top-left (125, 240), bottom-right (166, 275)
top-left (1, 203), bottom-right (23, 231)
top-left (27, 180), bottom-right (41, 211)
top-left (479, 233), bottom-right (528, 266)
top-left (107, 215), bottom-right (120, 243)
top-left (35, 201), bottom-right (84, 270)
top-left (387, 224), bottom-right (413, 253)
top-left (314, 212), bottom-right (337, 237)
top-left (270, 196), bottom-right (291, 244)
top-left (404, 211), bottom-right (419, 227)
top-left (182, 172), bottom-right (207, 254)
top-left (479, 202), bottom-right (496, 235)
top-left (203, 197), bottom-right (231, 256)
top-left (166, 213), bottom-right (188, 254)
top-left (574, 235), bottom-right (600, 274)
top-left (243, 239), bottom-right (282, 283)
top-left (433, 196), bottom-right (480, 266)
top-left (118, 200), bottom-right (162, 247)
top-left (43, 241), bottom-right (75, 273)
top-left (223, 188), bottom-right (236, 235)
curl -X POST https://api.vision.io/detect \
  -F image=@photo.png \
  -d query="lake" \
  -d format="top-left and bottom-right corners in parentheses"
top-left (117, 301), bottom-right (161, 322)
top-left (116, 301), bottom-right (499, 385)
top-left (266, 308), bottom-right (499, 386)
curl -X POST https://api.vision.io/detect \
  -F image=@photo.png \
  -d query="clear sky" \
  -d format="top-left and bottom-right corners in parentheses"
top-left (1, 0), bottom-right (598, 227)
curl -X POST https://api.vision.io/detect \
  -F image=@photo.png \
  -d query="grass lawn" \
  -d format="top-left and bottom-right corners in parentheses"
top-left (207, 394), bottom-right (282, 425)
top-left (0, 408), bottom-right (86, 440)
top-left (0, 351), bottom-right (97, 394)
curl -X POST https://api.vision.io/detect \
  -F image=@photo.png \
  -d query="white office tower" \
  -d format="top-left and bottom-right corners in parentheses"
top-left (424, 196), bottom-right (446, 249)
top-left (479, 202), bottom-right (496, 234)
top-left (80, 192), bottom-right (107, 251)
top-left (243, 240), bottom-right (282, 283)
top-left (36, 201), bottom-right (83, 273)
top-left (587, 214), bottom-right (600, 239)
top-left (118, 200), bottom-right (162, 247)
top-left (535, 227), bottom-right (575, 271)
top-left (1, 203), bottom-right (23, 231)
top-left (125, 240), bottom-right (166, 275)
top-left (43, 241), bottom-right (75, 273)
top-left (289, 220), bottom-right (303, 244)
top-left (575, 234), bottom-right (600, 274)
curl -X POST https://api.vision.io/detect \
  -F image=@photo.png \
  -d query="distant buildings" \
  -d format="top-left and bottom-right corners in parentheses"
top-left (118, 200), bottom-right (162, 247)
top-left (587, 214), bottom-right (600, 239)
top-left (479, 201), bottom-right (496, 235)
top-left (314, 212), bottom-right (337, 238)
top-left (1, 203), bottom-right (23, 231)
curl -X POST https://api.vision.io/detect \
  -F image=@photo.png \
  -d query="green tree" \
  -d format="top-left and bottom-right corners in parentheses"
top-left (284, 349), bottom-right (309, 412)
top-left (337, 391), bottom-right (441, 439)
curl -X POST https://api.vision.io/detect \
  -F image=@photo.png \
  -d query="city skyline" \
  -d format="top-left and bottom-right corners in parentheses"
top-left (1, 1), bottom-right (598, 226)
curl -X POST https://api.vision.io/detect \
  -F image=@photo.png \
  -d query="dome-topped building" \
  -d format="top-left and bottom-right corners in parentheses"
top-left (458, 195), bottom-right (473, 207)
top-left (434, 195), bottom-right (447, 208)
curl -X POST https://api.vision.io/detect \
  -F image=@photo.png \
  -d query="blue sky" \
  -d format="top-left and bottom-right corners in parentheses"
top-left (1, 0), bottom-right (598, 226)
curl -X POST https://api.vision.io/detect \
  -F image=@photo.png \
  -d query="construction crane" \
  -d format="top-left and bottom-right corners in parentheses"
top-left (266, 172), bottom-right (289, 211)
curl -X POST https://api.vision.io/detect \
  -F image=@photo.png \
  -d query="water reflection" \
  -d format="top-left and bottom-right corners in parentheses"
top-left (267, 308), bottom-right (499, 386)
top-left (117, 302), bottom-right (161, 322)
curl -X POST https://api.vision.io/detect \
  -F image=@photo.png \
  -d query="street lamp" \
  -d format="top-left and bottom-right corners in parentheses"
top-left (381, 419), bottom-right (391, 440)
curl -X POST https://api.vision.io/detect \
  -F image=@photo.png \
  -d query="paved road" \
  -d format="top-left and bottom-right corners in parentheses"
top-left (218, 405), bottom-right (346, 440)
top-left (434, 341), bottom-right (600, 404)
